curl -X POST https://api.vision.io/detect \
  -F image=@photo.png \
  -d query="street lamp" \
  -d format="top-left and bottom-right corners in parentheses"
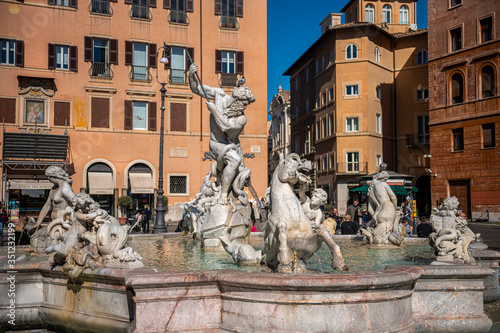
top-left (153, 42), bottom-right (170, 234)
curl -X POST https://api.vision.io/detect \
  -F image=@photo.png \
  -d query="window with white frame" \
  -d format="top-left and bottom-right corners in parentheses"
top-left (328, 114), bottom-right (334, 135)
top-left (382, 5), bottom-right (392, 23)
top-left (322, 117), bottom-right (327, 138)
top-left (417, 50), bottom-right (428, 64)
top-left (346, 84), bottom-right (359, 96)
top-left (221, 50), bottom-right (235, 74)
top-left (346, 117), bottom-right (359, 132)
top-left (1, 40), bottom-right (15, 65)
top-left (346, 43), bottom-right (358, 59)
top-left (322, 156), bottom-right (327, 171)
top-left (316, 121), bottom-right (320, 140)
top-left (132, 43), bottom-right (148, 80)
top-left (376, 154), bottom-right (382, 167)
top-left (168, 174), bottom-right (188, 195)
top-left (376, 114), bottom-right (381, 134)
top-left (132, 101), bottom-right (148, 130)
top-left (365, 4), bottom-right (374, 23)
top-left (399, 5), bottom-right (409, 24)
top-left (346, 152), bottom-right (360, 172)
top-left (374, 47), bottom-right (380, 63)
top-left (56, 45), bottom-right (69, 70)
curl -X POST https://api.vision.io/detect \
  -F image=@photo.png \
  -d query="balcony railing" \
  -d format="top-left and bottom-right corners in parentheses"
top-left (220, 73), bottom-right (237, 87)
top-left (89, 0), bottom-right (112, 15)
top-left (169, 69), bottom-right (187, 84)
top-left (336, 162), bottom-right (368, 174)
top-left (406, 133), bottom-right (429, 147)
top-left (129, 65), bottom-right (151, 82)
top-left (90, 62), bottom-right (112, 78)
top-left (130, 5), bottom-right (151, 20)
top-left (168, 10), bottom-right (189, 24)
top-left (219, 16), bottom-right (239, 29)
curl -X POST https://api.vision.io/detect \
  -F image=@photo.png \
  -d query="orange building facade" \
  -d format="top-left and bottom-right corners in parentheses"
top-left (0, 0), bottom-right (268, 220)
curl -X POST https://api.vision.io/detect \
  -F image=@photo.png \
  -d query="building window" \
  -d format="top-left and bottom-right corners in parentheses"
top-left (125, 42), bottom-right (156, 81)
top-left (374, 47), bottom-right (380, 63)
top-left (322, 54), bottom-right (326, 70)
top-left (54, 101), bottom-right (70, 126)
top-left (452, 128), bottom-right (464, 151)
top-left (316, 121), bottom-right (320, 140)
top-left (169, 175), bottom-right (188, 194)
top-left (330, 49), bottom-right (335, 63)
top-left (322, 156), bottom-right (327, 171)
top-left (329, 154), bottom-right (335, 169)
top-left (346, 84), bottom-right (359, 96)
top-left (365, 4), bottom-right (374, 23)
top-left (90, 0), bottom-right (111, 14)
top-left (85, 37), bottom-right (118, 78)
top-left (48, 0), bottom-right (77, 8)
top-left (315, 59), bottom-right (320, 74)
top-left (382, 5), bottom-right (392, 23)
top-left (166, 0), bottom-right (193, 24)
top-left (322, 117), bottom-right (327, 138)
top-left (91, 97), bottom-right (110, 128)
top-left (399, 5), bottom-right (409, 24)
top-left (0, 98), bottom-right (16, 124)
top-left (171, 47), bottom-right (187, 83)
top-left (315, 97), bottom-right (320, 109)
top-left (450, 27), bottom-right (462, 52)
top-left (481, 65), bottom-right (495, 98)
top-left (1, 39), bottom-right (23, 67)
top-left (215, 50), bottom-right (243, 87)
top-left (132, 101), bottom-right (148, 130)
top-left (346, 117), bottom-right (359, 132)
top-left (376, 86), bottom-right (381, 99)
top-left (322, 92), bottom-right (326, 106)
top-left (376, 114), bottom-right (381, 134)
top-left (304, 131), bottom-right (310, 154)
top-left (329, 88), bottom-right (334, 102)
top-left (376, 154), bottom-right (382, 167)
top-left (328, 114), bottom-right (334, 135)
top-left (417, 50), bottom-right (428, 64)
top-left (346, 152), bottom-right (359, 172)
top-left (130, 0), bottom-right (151, 20)
top-left (417, 87), bottom-right (429, 100)
top-left (480, 16), bottom-right (493, 43)
top-left (451, 72), bottom-right (464, 104)
top-left (170, 102), bottom-right (187, 132)
top-left (417, 115), bottom-right (429, 144)
top-left (215, 0), bottom-right (243, 29)
top-left (482, 123), bottom-right (495, 149)
top-left (450, 0), bottom-right (461, 7)
top-left (124, 100), bottom-right (156, 131)
top-left (56, 46), bottom-right (69, 70)
top-left (306, 98), bottom-right (310, 113)
top-left (346, 43), bottom-right (358, 59)
top-left (48, 44), bottom-right (78, 72)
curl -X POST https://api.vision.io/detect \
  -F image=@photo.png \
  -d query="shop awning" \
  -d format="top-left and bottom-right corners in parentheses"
top-left (350, 185), bottom-right (369, 193)
top-left (7, 179), bottom-right (54, 190)
top-left (129, 173), bottom-right (155, 194)
top-left (350, 184), bottom-right (409, 195)
top-left (88, 172), bottom-right (114, 195)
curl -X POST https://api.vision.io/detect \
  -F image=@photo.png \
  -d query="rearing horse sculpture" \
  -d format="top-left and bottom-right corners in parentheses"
top-left (262, 153), bottom-right (348, 273)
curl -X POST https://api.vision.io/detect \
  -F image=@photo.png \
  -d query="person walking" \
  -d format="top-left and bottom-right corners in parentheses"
top-left (143, 204), bottom-right (151, 233)
top-left (341, 214), bottom-right (359, 235)
top-left (346, 198), bottom-right (362, 229)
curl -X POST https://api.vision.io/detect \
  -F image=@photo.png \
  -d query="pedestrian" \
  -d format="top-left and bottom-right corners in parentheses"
top-left (402, 220), bottom-right (413, 237)
top-left (323, 213), bottom-right (337, 235)
top-left (143, 204), bottom-right (151, 233)
top-left (403, 201), bottom-right (412, 223)
top-left (346, 198), bottom-right (362, 228)
top-left (341, 214), bottom-right (359, 235)
top-left (416, 217), bottom-right (433, 238)
top-left (361, 210), bottom-right (370, 228)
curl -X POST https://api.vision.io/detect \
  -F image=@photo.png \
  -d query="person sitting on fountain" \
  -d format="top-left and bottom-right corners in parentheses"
top-left (298, 181), bottom-right (328, 230)
top-left (341, 214), bottom-right (359, 235)
top-left (189, 63), bottom-right (255, 204)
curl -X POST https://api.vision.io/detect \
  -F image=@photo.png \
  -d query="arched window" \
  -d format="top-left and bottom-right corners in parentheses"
top-left (365, 4), bottom-right (374, 23)
top-left (346, 43), bottom-right (358, 60)
top-left (417, 50), bottom-right (428, 64)
top-left (481, 65), bottom-right (495, 98)
top-left (451, 72), bottom-right (464, 104)
top-left (399, 5), bottom-right (409, 24)
top-left (374, 47), bottom-right (380, 63)
top-left (382, 5), bottom-right (392, 23)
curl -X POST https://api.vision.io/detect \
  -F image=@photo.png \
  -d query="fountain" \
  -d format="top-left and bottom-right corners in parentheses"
top-left (0, 67), bottom-right (497, 332)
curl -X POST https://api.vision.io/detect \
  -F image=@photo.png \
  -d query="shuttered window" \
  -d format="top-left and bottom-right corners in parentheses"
top-left (54, 101), bottom-right (70, 126)
top-left (124, 100), bottom-right (156, 131)
top-left (170, 103), bottom-right (186, 132)
top-left (48, 44), bottom-right (78, 72)
top-left (214, 0), bottom-right (243, 17)
top-left (91, 97), bottom-right (109, 128)
top-left (0, 98), bottom-right (16, 124)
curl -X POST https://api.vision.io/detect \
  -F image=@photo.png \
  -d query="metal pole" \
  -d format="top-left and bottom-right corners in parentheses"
top-left (153, 82), bottom-right (167, 233)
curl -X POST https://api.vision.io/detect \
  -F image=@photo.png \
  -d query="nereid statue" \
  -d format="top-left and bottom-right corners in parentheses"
top-left (28, 166), bottom-right (143, 278)
top-left (428, 196), bottom-right (479, 264)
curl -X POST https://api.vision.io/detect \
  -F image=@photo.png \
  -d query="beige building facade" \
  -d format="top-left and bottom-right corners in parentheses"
top-left (0, 0), bottom-right (268, 220)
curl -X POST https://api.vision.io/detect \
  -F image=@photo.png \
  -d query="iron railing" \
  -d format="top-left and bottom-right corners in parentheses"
top-left (129, 65), bottom-right (151, 82)
top-left (168, 10), bottom-right (189, 24)
top-left (336, 162), bottom-right (368, 174)
top-left (130, 5), bottom-right (151, 20)
top-left (89, 0), bottom-right (112, 15)
top-left (220, 73), bottom-right (237, 87)
top-left (89, 62), bottom-right (112, 78)
top-left (219, 16), bottom-right (239, 29)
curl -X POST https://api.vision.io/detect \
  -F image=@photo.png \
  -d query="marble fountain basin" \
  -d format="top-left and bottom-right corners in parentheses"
top-left (0, 234), bottom-right (495, 332)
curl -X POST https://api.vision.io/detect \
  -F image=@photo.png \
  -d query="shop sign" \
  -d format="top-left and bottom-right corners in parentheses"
top-left (8, 180), bottom-right (53, 190)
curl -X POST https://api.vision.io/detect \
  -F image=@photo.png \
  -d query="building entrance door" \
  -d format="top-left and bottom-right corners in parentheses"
top-left (449, 179), bottom-right (471, 218)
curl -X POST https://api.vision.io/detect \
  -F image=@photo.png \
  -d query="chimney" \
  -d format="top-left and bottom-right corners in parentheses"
top-left (320, 13), bottom-right (343, 35)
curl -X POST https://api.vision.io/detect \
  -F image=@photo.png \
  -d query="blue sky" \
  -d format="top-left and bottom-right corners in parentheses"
top-left (266, 0), bottom-right (428, 118)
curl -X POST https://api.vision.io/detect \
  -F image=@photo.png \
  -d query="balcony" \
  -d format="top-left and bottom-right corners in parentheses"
top-left (168, 10), bottom-right (189, 24)
top-left (406, 133), bottom-right (429, 148)
top-left (169, 69), bottom-right (187, 84)
top-left (219, 16), bottom-right (239, 29)
top-left (336, 162), bottom-right (368, 175)
top-left (89, 0), bottom-right (112, 15)
top-left (220, 73), bottom-right (237, 87)
top-left (90, 62), bottom-right (112, 78)
top-left (129, 66), bottom-right (151, 82)
top-left (130, 5), bottom-right (151, 20)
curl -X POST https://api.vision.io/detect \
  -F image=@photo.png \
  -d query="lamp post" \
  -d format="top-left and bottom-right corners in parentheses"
top-left (153, 42), bottom-right (170, 234)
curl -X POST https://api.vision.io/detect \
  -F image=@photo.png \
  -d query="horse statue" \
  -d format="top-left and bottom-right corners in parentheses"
top-left (262, 153), bottom-right (348, 273)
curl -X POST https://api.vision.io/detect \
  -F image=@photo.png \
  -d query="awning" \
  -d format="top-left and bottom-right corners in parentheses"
top-left (412, 186), bottom-right (418, 193)
top-left (88, 172), bottom-right (114, 195)
top-left (129, 173), bottom-right (155, 194)
top-left (7, 179), bottom-right (54, 190)
top-left (349, 184), bottom-right (409, 195)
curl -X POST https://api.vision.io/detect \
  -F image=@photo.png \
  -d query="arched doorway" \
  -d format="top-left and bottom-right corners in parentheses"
top-left (87, 162), bottom-right (116, 216)
top-left (127, 163), bottom-right (155, 211)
